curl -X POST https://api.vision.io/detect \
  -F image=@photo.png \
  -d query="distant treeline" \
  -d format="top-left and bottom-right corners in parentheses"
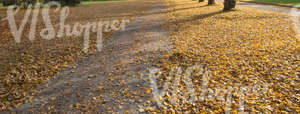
top-left (0, 0), bottom-right (82, 7)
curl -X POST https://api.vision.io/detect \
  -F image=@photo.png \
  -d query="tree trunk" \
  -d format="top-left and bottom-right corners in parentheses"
top-left (199, 0), bottom-right (204, 2)
top-left (224, 0), bottom-right (236, 11)
top-left (208, 0), bottom-right (215, 5)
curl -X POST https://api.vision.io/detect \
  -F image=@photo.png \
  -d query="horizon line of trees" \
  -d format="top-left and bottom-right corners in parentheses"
top-left (0, 0), bottom-right (82, 7)
top-left (1, 0), bottom-right (237, 11)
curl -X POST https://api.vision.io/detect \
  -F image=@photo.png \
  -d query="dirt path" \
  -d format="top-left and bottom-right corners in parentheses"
top-left (237, 2), bottom-right (297, 13)
top-left (9, 2), bottom-right (171, 113)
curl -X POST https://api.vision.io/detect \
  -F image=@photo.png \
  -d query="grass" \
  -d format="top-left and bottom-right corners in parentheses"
top-left (80, 0), bottom-right (125, 5)
top-left (241, 0), bottom-right (300, 7)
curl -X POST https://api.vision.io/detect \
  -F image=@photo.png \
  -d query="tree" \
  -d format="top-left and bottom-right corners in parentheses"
top-left (224, 0), bottom-right (236, 11)
top-left (208, 0), bottom-right (215, 5)
top-left (0, 0), bottom-right (81, 7)
top-left (1, 0), bottom-right (21, 6)
top-left (59, 0), bottom-right (81, 6)
top-left (199, 0), bottom-right (204, 2)
top-left (46, 0), bottom-right (81, 6)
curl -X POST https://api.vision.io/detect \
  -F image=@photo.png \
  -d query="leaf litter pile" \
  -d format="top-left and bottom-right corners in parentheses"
top-left (145, 0), bottom-right (299, 113)
top-left (0, 0), bottom-right (158, 111)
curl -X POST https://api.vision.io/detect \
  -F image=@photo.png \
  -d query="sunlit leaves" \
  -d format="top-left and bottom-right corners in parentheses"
top-left (152, 0), bottom-right (299, 113)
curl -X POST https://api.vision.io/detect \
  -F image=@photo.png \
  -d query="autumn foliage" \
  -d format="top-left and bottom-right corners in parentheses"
top-left (150, 0), bottom-right (299, 112)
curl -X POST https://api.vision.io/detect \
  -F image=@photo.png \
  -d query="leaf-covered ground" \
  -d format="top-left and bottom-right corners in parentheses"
top-left (147, 0), bottom-right (299, 113)
top-left (1, 0), bottom-right (299, 113)
top-left (0, 0), bottom-right (158, 111)
top-left (5, 2), bottom-right (170, 113)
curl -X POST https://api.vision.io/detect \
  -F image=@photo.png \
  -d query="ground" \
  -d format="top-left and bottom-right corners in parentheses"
top-left (154, 0), bottom-right (299, 113)
top-left (0, 0), bottom-right (158, 111)
top-left (0, 0), bottom-right (299, 113)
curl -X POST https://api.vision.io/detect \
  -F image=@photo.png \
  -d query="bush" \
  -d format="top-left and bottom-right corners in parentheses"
top-left (46, 0), bottom-right (81, 6)
top-left (1, 0), bottom-right (18, 6)
top-left (60, 0), bottom-right (81, 6)
top-left (0, 0), bottom-right (81, 7)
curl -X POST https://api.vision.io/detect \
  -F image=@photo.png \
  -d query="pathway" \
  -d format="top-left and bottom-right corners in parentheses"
top-left (9, 2), bottom-right (171, 113)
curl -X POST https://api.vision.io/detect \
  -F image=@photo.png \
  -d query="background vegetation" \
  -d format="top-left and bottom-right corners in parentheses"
top-left (0, 0), bottom-right (81, 7)
top-left (241, 0), bottom-right (300, 7)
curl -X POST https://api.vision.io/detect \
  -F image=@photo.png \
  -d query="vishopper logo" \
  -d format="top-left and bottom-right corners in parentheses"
top-left (148, 64), bottom-right (272, 113)
top-left (1, 1), bottom-right (130, 53)
top-left (289, 6), bottom-right (300, 38)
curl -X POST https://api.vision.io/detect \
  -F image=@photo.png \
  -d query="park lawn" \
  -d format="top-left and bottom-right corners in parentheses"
top-left (80, 0), bottom-right (125, 5)
top-left (241, 0), bottom-right (300, 7)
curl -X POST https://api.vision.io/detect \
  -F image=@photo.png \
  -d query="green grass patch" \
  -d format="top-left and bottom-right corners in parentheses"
top-left (80, 0), bottom-right (125, 5)
top-left (241, 0), bottom-right (300, 7)
top-left (0, 3), bottom-right (6, 9)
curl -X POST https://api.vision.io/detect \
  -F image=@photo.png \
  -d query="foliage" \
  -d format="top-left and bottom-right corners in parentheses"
top-left (55, 0), bottom-right (81, 6)
top-left (0, 0), bottom-right (81, 7)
